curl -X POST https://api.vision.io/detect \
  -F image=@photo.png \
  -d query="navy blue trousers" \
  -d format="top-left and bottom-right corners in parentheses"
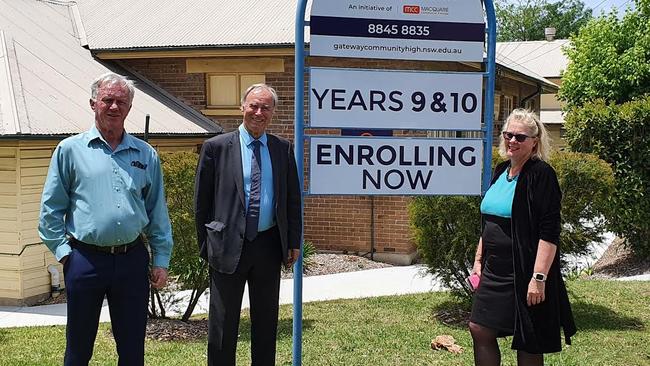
top-left (63, 242), bottom-right (150, 366)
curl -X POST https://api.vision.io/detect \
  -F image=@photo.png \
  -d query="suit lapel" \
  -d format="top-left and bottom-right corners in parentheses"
top-left (268, 135), bottom-right (281, 204)
top-left (230, 130), bottom-right (245, 208)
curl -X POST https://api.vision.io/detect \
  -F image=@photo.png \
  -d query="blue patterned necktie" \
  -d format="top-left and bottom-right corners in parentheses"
top-left (245, 140), bottom-right (262, 241)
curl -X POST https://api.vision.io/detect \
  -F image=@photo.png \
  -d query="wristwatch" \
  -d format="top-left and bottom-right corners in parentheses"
top-left (532, 272), bottom-right (547, 282)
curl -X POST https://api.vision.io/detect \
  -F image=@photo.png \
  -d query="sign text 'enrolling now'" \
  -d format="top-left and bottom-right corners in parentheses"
top-left (309, 137), bottom-right (483, 195)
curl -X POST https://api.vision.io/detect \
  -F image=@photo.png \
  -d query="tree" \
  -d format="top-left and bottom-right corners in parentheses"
top-left (558, 0), bottom-right (650, 110)
top-left (559, 0), bottom-right (650, 256)
top-left (563, 98), bottom-right (650, 256)
top-left (496, 0), bottom-right (593, 41)
top-left (160, 151), bottom-right (209, 321)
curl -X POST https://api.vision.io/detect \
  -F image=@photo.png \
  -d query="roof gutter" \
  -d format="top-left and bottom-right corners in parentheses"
top-left (112, 59), bottom-right (223, 134)
top-left (94, 46), bottom-right (295, 60)
top-left (520, 83), bottom-right (543, 108)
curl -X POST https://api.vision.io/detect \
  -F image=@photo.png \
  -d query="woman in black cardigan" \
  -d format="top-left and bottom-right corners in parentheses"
top-left (468, 109), bottom-right (576, 366)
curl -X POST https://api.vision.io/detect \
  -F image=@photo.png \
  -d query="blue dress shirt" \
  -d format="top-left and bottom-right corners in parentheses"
top-left (238, 124), bottom-right (276, 231)
top-left (480, 169), bottom-right (517, 218)
top-left (38, 125), bottom-right (173, 268)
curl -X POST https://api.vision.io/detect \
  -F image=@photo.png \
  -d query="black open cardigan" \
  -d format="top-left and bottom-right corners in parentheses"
top-left (487, 158), bottom-right (577, 353)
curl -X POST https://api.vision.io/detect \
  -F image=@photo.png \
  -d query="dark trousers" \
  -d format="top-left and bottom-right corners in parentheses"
top-left (63, 242), bottom-right (150, 366)
top-left (208, 227), bottom-right (282, 366)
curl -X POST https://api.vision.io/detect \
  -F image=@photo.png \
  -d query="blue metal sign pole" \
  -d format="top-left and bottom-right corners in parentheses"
top-left (293, 0), bottom-right (497, 364)
top-left (292, 1), bottom-right (308, 365)
top-left (483, 0), bottom-right (497, 193)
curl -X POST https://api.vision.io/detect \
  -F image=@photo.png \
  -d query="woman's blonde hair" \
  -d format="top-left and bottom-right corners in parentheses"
top-left (498, 108), bottom-right (552, 161)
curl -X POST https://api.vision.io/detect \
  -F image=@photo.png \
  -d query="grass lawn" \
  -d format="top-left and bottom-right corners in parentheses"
top-left (0, 279), bottom-right (648, 365)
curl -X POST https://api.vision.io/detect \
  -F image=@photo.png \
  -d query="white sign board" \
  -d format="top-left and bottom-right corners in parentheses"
top-left (310, 1), bottom-right (485, 61)
top-left (309, 67), bottom-right (482, 130)
top-left (309, 137), bottom-right (483, 195)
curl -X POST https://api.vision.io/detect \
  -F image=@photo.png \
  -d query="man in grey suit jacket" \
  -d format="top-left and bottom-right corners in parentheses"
top-left (195, 84), bottom-right (302, 366)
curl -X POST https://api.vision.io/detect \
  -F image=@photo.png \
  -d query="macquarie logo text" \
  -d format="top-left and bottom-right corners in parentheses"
top-left (403, 4), bottom-right (449, 16)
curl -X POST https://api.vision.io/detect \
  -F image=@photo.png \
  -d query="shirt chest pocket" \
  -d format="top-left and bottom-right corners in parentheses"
top-left (120, 167), bottom-right (149, 198)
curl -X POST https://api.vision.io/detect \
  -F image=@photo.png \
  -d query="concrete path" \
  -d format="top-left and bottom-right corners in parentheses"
top-left (1, 262), bottom-right (646, 329)
top-left (0, 265), bottom-right (439, 328)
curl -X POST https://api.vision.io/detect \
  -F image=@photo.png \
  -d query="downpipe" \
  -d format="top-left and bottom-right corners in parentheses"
top-left (47, 264), bottom-right (62, 298)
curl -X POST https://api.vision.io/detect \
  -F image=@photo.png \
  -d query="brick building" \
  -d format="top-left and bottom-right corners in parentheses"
top-left (82, 0), bottom-right (557, 265)
top-left (0, 0), bottom-right (560, 304)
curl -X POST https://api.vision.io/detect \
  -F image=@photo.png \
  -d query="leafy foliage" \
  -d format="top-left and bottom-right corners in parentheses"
top-left (564, 98), bottom-right (650, 256)
top-left (281, 240), bottom-right (316, 276)
top-left (409, 195), bottom-right (481, 298)
top-left (558, 0), bottom-right (650, 109)
top-left (496, 0), bottom-right (592, 41)
top-left (410, 150), bottom-right (614, 298)
top-left (160, 151), bottom-right (208, 321)
top-left (302, 240), bottom-right (316, 268)
top-left (549, 151), bottom-right (614, 256)
top-left (559, 1), bottom-right (650, 256)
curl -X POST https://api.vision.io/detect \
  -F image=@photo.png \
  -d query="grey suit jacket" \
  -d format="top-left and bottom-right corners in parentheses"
top-left (194, 129), bottom-right (302, 274)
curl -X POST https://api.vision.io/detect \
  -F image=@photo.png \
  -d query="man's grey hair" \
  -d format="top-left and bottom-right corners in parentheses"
top-left (240, 84), bottom-right (278, 107)
top-left (90, 72), bottom-right (135, 104)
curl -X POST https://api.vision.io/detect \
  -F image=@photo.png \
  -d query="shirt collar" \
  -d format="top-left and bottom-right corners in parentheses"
top-left (86, 125), bottom-right (139, 152)
top-left (239, 124), bottom-right (267, 147)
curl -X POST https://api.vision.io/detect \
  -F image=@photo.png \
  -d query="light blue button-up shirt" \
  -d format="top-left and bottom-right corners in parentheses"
top-left (38, 125), bottom-right (173, 268)
top-left (239, 124), bottom-right (275, 231)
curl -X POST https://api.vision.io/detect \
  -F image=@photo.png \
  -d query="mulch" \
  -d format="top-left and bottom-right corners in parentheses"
top-left (145, 317), bottom-right (208, 341)
top-left (592, 237), bottom-right (650, 278)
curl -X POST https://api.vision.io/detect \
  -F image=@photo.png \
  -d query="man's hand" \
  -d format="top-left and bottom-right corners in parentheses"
top-left (150, 267), bottom-right (168, 289)
top-left (60, 255), bottom-right (69, 266)
top-left (287, 249), bottom-right (301, 268)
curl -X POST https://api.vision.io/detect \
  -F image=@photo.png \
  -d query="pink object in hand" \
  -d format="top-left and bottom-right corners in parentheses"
top-left (467, 273), bottom-right (481, 291)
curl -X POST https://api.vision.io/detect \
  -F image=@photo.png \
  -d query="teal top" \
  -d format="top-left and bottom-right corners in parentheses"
top-left (38, 126), bottom-right (173, 268)
top-left (480, 168), bottom-right (517, 218)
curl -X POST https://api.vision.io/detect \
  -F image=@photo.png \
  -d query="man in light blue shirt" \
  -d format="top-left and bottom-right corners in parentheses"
top-left (38, 72), bottom-right (173, 366)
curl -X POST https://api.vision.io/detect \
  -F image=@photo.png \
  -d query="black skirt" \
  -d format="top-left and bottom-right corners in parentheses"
top-left (470, 214), bottom-right (515, 335)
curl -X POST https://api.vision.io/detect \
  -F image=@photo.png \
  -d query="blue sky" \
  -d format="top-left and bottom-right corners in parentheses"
top-left (583, 0), bottom-right (635, 15)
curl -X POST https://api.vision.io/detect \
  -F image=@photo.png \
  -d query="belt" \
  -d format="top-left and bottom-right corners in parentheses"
top-left (70, 236), bottom-right (142, 254)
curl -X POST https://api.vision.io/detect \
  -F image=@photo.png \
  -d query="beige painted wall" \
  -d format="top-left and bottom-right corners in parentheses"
top-left (0, 137), bottom-right (208, 305)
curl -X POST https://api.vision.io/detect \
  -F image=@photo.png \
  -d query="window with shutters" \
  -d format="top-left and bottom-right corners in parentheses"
top-left (205, 73), bottom-right (265, 114)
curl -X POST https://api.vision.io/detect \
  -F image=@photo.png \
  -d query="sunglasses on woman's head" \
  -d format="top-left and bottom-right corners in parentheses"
top-left (502, 131), bottom-right (534, 142)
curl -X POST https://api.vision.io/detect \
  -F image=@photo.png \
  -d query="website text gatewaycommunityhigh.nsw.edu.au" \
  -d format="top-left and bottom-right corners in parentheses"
top-left (332, 42), bottom-right (463, 55)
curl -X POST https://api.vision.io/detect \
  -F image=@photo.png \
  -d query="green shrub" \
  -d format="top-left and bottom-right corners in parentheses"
top-left (282, 240), bottom-right (316, 276)
top-left (160, 151), bottom-right (208, 321)
top-left (160, 151), bottom-right (315, 315)
top-left (550, 151), bottom-right (615, 257)
top-left (302, 240), bottom-right (316, 268)
top-left (410, 195), bottom-right (481, 298)
top-left (410, 150), bottom-right (615, 298)
top-left (564, 97), bottom-right (650, 256)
